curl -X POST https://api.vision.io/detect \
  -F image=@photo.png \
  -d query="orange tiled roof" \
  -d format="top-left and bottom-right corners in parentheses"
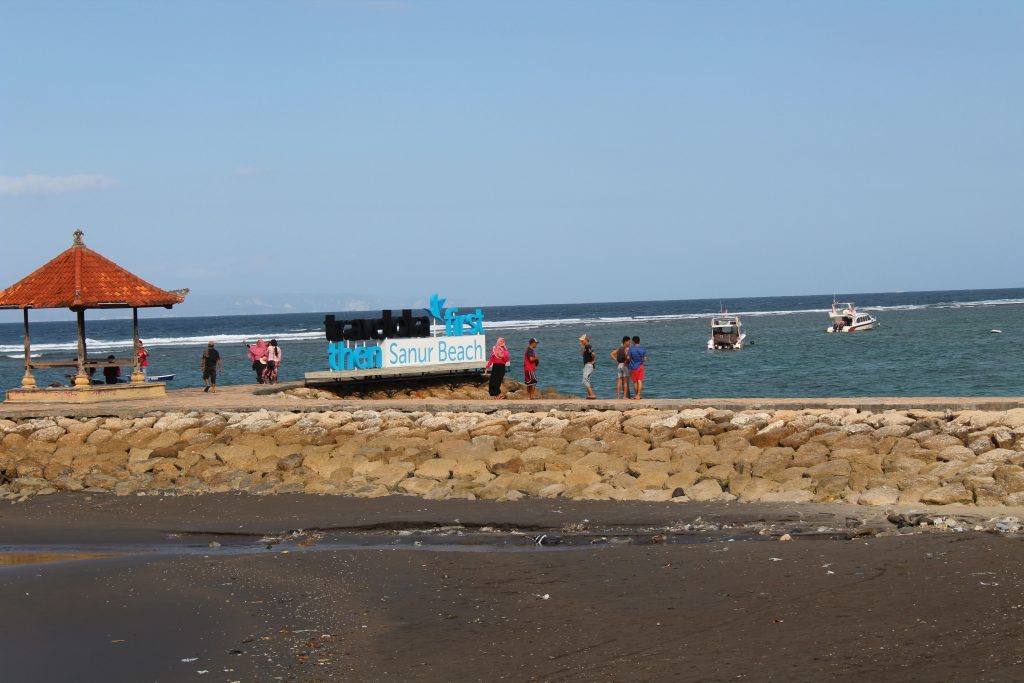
top-left (0, 231), bottom-right (187, 310)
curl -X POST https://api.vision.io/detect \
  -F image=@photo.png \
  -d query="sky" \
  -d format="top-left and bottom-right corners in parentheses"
top-left (1, 0), bottom-right (1022, 319)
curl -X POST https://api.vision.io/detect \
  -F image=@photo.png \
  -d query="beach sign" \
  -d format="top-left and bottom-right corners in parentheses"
top-left (324, 294), bottom-right (485, 372)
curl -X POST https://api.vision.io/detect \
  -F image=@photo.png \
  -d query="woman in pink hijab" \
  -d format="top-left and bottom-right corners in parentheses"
top-left (485, 337), bottom-right (510, 399)
top-left (246, 339), bottom-right (269, 383)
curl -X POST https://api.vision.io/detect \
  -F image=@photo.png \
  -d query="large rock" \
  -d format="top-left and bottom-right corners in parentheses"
top-left (665, 471), bottom-right (700, 490)
top-left (416, 458), bottom-right (457, 481)
top-left (971, 482), bottom-right (1007, 506)
top-left (750, 421), bottom-right (796, 448)
top-left (921, 483), bottom-right (973, 505)
top-left (937, 445), bottom-right (975, 462)
top-left (993, 465), bottom-right (1024, 493)
top-left (859, 486), bottom-right (900, 506)
top-left (29, 426), bottom-right (65, 443)
top-left (759, 490), bottom-right (815, 503)
top-left (967, 434), bottom-right (995, 455)
top-left (750, 448), bottom-right (795, 479)
top-left (563, 466), bottom-right (602, 493)
top-left (685, 479), bottom-right (723, 501)
top-left (368, 462), bottom-right (414, 489)
top-left (398, 477), bottom-right (437, 496)
top-left (736, 477), bottom-right (777, 501)
top-left (731, 412), bottom-right (772, 430)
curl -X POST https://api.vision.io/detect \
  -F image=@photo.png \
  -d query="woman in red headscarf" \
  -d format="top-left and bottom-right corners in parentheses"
top-left (485, 337), bottom-right (510, 399)
top-left (246, 339), bottom-right (269, 383)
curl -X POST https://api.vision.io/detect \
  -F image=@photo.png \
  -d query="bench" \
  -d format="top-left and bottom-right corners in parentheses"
top-left (29, 357), bottom-right (134, 369)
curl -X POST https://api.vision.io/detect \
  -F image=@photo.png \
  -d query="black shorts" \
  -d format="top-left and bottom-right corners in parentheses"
top-left (524, 370), bottom-right (537, 386)
top-left (267, 361), bottom-right (276, 370)
top-left (203, 367), bottom-right (217, 382)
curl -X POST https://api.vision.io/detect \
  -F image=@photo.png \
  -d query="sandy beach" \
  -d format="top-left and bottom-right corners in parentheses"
top-left (3, 494), bottom-right (1024, 682)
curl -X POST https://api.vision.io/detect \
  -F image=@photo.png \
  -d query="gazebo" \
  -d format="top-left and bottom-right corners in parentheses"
top-left (0, 230), bottom-right (188, 403)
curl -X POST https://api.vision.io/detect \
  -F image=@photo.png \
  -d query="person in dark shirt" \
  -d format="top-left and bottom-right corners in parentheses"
top-left (102, 355), bottom-right (121, 384)
top-left (524, 338), bottom-right (539, 400)
top-left (201, 341), bottom-right (223, 393)
top-left (579, 334), bottom-right (596, 399)
top-left (609, 335), bottom-right (631, 399)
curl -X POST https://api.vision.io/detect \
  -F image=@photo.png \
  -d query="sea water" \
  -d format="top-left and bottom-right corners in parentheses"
top-left (1, 288), bottom-right (1021, 398)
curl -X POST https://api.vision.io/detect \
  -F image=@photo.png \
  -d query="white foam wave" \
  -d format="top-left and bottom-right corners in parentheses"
top-left (0, 330), bottom-right (324, 355)
top-left (4, 353), bottom-right (41, 359)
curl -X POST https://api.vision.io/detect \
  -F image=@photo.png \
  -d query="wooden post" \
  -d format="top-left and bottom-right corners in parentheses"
top-left (21, 308), bottom-right (36, 388)
top-left (74, 308), bottom-right (90, 387)
top-left (131, 307), bottom-right (144, 383)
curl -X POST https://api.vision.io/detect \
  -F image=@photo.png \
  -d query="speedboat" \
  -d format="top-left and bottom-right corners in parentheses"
top-left (145, 374), bottom-right (175, 382)
top-left (827, 301), bottom-right (877, 333)
top-left (708, 314), bottom-right (747, 350)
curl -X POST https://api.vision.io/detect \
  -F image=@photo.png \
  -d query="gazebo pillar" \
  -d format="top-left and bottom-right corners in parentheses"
top-left (130, 307), bottom-right (144, 384)
top-left (21, 308), bottom-right (36, 388)
top-left (74, 308), bottom-right (90, 387)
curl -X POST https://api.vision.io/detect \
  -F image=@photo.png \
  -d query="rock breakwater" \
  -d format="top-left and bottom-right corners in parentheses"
top-left (3, 406), bottom-right (1024, 506)
top-left (284, 376), bottom-right (567, 401)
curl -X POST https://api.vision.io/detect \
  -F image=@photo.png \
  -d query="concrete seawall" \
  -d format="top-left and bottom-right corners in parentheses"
top-left (3, 395), bottom-right (1024, 506)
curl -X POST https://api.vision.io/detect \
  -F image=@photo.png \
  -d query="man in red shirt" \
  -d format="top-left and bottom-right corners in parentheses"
top-left (524, 338), bottom-right (539, 400)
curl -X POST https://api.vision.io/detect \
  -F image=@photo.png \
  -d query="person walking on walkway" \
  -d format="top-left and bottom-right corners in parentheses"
top-left (609, 335), bottom-right (631, 399)
top-left (202, 341), bottom-right (223, 393)
top-left (266, 340), bottom-right (282, 384)
top-left (628, 335), bottom-right (647, 400)
top-left (524, 338), bottom-right (540, 400)
top-left (580, 334), bottom-right (596, 399)
top-left (485, 337), bottom-right (510, 399)
top-left (246, 339), bottom-right (269, 383)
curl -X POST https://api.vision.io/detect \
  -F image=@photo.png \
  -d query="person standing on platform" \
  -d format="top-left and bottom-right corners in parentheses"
top-left (137, 340), bottom-right (149, 378)
top-left (579, 334), bottom-right (596, 399)
top-left (485, 337), bottom-right (510, 399)
top-left (609, 336), bottom-right (631, 399)
top-left (202, 341), bottom-right (223, 393)
top-left (524, 337), bottom-right (540, 399)
top-left (628, 335), bottom-right (647, 400)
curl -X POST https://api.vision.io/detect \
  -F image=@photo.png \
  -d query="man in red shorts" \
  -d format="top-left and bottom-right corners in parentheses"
top-left (627, 335), bottom-right (647, 399)
top-left (524, 337), bottom-right (539, 399)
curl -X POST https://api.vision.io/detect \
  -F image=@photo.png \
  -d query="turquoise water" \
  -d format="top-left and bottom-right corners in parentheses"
top-left (1, 289), bottom-right (1021, 398)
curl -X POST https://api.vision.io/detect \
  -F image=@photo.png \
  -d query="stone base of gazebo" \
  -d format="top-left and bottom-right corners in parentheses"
top-left (5, 382), bottom-right (167, 404)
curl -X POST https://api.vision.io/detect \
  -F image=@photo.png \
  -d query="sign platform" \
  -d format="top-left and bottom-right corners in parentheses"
top-left (304, 361), bottom-right (486, 386)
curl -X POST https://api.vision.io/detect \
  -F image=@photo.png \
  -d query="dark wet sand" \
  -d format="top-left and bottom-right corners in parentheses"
top-left (2, 494), bottom-right (1024, 682)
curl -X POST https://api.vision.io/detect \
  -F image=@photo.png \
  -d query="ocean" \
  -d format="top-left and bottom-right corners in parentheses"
top-left (1, 288), bottom-right (1022, 398)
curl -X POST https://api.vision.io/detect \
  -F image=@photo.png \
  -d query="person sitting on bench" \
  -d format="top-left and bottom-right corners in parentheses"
top-left (102, 355), bottom-right (122, 384)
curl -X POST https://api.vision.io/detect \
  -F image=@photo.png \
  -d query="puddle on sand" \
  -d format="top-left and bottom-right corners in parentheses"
top-left (0, 552), bottom-right (115, 567)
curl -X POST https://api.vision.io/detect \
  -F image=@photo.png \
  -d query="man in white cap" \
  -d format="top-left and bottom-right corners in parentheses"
top-left (579, 334), bottom-right (596, 399)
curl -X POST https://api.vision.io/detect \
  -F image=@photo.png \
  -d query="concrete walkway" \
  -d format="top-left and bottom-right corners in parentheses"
top-left (2, 382), bottom-right (1024, 418)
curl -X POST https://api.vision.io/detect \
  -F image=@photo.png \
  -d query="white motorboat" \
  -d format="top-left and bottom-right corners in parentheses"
top-left (826, 301), bottom-right (877, 333)
top-left (708, 314), bottom-right (747, 350)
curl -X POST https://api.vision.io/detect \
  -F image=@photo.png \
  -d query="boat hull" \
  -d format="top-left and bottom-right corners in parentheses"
top-left (708, 333), bottom-right (747, 350)
top-left (826, 322), bottom-right (875, 333)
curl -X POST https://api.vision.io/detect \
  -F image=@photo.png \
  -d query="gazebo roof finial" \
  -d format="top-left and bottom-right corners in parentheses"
top-left (73, 229), bottom-right (84, 246)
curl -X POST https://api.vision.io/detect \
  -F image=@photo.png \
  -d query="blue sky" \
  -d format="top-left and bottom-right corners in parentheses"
top-left (1, 0), bottom-right (1022, 317)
